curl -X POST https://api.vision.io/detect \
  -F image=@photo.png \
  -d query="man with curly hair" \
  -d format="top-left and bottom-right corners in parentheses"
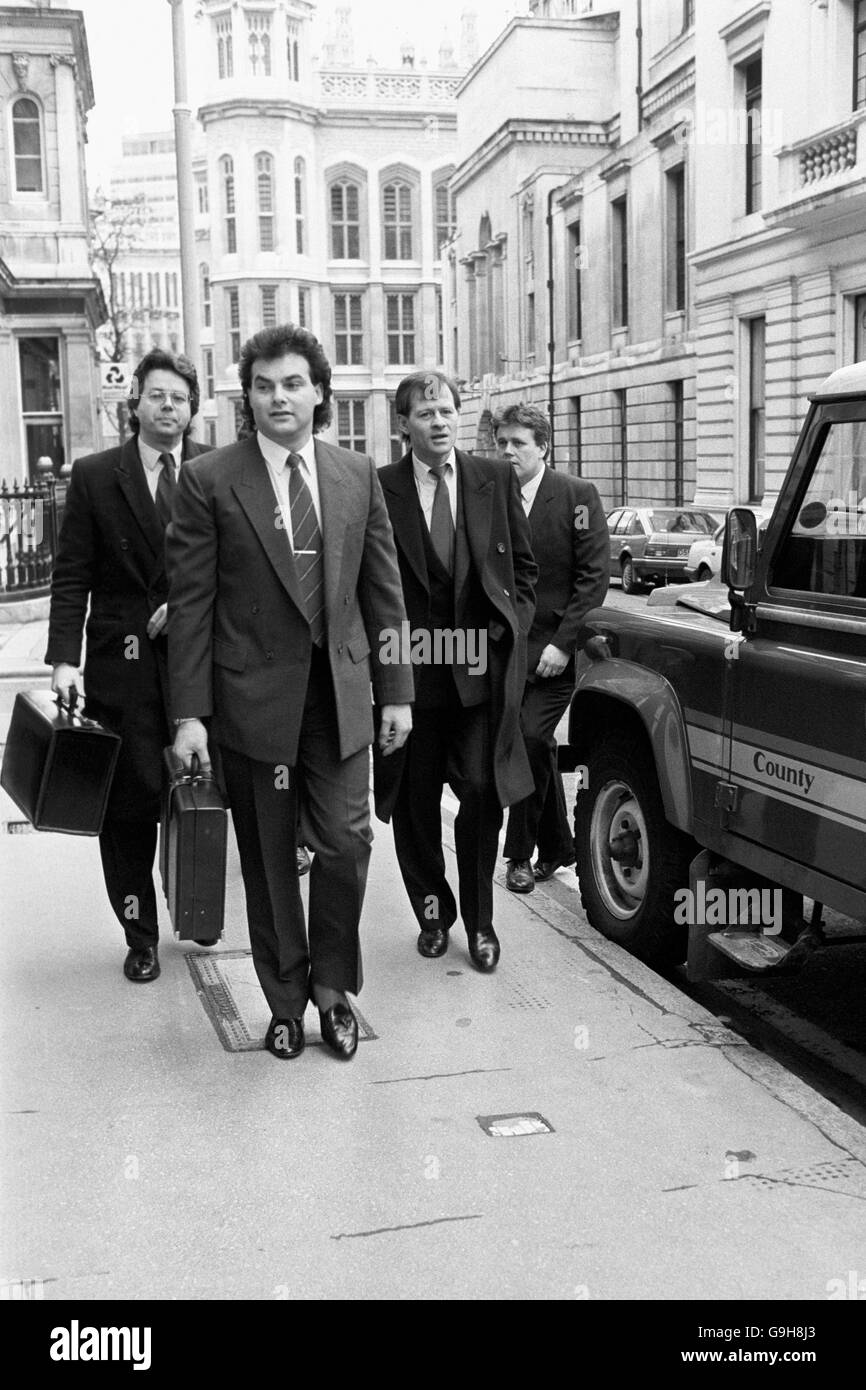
top-left (167, 325), bottom-right (413, 1062)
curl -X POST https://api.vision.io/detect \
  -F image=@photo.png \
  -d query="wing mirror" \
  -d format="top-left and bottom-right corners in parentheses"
top-left (723, 509), bottom-right (758, 592)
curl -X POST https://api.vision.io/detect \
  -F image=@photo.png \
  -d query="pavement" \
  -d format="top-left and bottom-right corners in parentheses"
top-left (1, 611), bottom-right (866, 1301)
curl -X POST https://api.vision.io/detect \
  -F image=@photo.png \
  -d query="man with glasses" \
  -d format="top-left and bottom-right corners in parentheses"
top-left (47, 349), bottom-right (211, 984)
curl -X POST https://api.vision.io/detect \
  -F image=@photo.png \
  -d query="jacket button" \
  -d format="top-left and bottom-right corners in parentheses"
top-left (344, 594), bottom-right (350, 605)
top-left (251, 604), bottom-right (260, 614)
top-left (503, 588), bottom-right (510, 597)
top-left (497, 541), bottom-right (505, 554)
top-left (265, 650), bottom-right (274, 661)
top-left (337, 643), bottom-right (344, 655)
top-left (120, 539), bottom-right (129, 550)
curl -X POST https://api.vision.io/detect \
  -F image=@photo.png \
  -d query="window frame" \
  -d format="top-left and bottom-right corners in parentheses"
top-left (336, 397), bottom-right (367, 453)
top-left (855, 0), bottom-right (866, 111)
top-left (18, 335), bottom-right (65, 480)
top-left (200, 263), bottom-right (212, 329)
top-left (385, 292), bottom-right (417, 366)
top-left (227, 286), bottom-right (241, 364)
top-left (333, 291), bottom-right (365, 367)
top-left (381, 173), bottom-right (418, 262)
top-left (328, 174), bottom-right (364, 261)
top-left (221, 154), bottom-right (237, 255)
top-left (294, 157), bottom-right (306, 255)
top-left (255, 151), bottom-right (276, 253)
top-left (10, 95), bottom-right (46, 198)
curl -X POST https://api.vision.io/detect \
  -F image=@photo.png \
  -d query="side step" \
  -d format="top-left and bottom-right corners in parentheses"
top-left (685, 850), bottom-right (806, 981)
top-left (706, 931), bottom-right (791, 972)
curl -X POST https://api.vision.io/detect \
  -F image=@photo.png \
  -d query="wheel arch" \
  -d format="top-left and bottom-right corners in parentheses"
top-left (566, 666), bottom-right (694, 833)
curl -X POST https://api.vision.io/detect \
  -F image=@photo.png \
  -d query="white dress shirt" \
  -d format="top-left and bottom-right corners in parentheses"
top-left (138, 438), bottom-right (182, 502)
top-left (412, 449), bottom-right (458, 529)
top-left (520, 464), bottom-right (546, 517)
top-left (257, 432), bottom-right (322, 550)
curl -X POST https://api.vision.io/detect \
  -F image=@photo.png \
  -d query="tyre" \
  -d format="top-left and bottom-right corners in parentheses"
top-left (697, 564), bottom-right (713, 583)
top-left (620, 557), bottom-right (642, 594)
top-left (574, 733), bottom-right (693, 964)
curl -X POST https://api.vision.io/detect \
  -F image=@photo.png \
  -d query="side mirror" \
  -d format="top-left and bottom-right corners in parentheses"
top-left (723, 508), bottom-right (758, 592)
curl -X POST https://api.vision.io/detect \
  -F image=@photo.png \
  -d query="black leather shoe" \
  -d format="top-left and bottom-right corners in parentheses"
top-left (193, 937), bottom-right (220, 947)
top-left (265, 1017), bottom-right (305, 1060)
top-left (417, 927), bottom-right (449, 958)
top-left (467, 927), bottom-right (500, 973)
top-left (297, 846), bottom-right (312, 877)
top-left (123, 946), bottom-right (160, 983)
top-left (319, 1002), bottom-right (358, 1059)
top-left (533, 854), bottom-right (576, 882)
top-left (505, 859), bottom-right (535, 893)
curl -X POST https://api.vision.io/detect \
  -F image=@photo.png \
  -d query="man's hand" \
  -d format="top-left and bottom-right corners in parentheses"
top-left (378, 704), bottom-right (412, 755)
top-left (51, 662), bottom-right (81, 706)
top-left (172, 718), bottom-right (211, 772)
top-left (146, 603), bottom-right (168, 640)
top-left (535, 644), bottom-right (570, 679)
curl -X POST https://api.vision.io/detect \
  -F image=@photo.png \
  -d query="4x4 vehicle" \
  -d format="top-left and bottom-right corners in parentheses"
top-left (606, 506), bottom-right (720, 594)
top-left (567, 363), bottom-right (866, 979)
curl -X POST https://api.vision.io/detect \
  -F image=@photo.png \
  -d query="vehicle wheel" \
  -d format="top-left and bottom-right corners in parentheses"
top-left (574, 734), bottom-right (693, 964)
top-left (620, 557), bottom-right (642, 594)
top-left (697, 564), bottom-right (713, 583)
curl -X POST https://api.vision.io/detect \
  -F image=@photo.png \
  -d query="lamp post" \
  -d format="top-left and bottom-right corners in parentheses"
top-left (168, 0), bottom-right (199, 368)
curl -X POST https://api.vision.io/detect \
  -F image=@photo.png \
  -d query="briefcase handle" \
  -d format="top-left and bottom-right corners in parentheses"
top-left (55, 688), bottom-right (79, 717)
top-left (164, 746), bottom-right (215, 786)
top-left (189, 753), bottom-right (215, 783)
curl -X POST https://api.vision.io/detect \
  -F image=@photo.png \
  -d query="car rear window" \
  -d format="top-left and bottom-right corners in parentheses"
top-left (648, 511), bottom-right (717, 534)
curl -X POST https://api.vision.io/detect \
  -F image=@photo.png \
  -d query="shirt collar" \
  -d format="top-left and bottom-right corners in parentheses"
top-left (412, 448), bottom-right (457, 482)
top-left (138, 438), bottom-right (182, 472)
top-left (521, 464), bottom-right (547, 509)
top-left (257, 430), bottom-right (316, 473)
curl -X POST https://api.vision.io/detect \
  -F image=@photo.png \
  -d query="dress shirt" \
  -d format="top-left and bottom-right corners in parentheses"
top-left (412, 449), bottom-right (457, 529)
top-left (520, 465), bottom-right (546, 517)
top-left (138, 438), bottom-right (182, 502)
top-left (258, 431), bottom-right (322, 551)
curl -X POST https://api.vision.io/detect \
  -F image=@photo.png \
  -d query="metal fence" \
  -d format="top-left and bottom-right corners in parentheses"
top-left (0, 476), bottom-right (66, 599)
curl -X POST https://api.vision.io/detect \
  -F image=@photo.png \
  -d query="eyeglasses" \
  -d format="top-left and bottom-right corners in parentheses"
top-left (143, 389), bottom-right (191, 407)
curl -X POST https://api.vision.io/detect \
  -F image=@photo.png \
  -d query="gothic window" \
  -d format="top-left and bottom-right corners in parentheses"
top-left (383, 180), bottom-right (413, 260)
top-left (256, 153), bottom-right (275, 252)
top-left (294, 157), bottom-right (306, 255)
top-left (433, 176), bottom-right (456, 256)
top-left (221, 155), bottom-right (237, 254)
top-left (330, 179), bottom-right (361, 259)
top-left (216, 17), bottom-right (233, 79)
top-left (12, 97), bottom-right (43, 193)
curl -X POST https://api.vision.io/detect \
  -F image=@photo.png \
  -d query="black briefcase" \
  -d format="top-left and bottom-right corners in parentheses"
top-left (0, 689), bottom-right (121, 835)
top-left (159, 748), bottom-right (227, 941)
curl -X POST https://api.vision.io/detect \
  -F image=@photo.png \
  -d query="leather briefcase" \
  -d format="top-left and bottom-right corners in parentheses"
top-left (0, 689), bottom-right (121, 835)
top-left (160, 747), bottom-right (227, 941)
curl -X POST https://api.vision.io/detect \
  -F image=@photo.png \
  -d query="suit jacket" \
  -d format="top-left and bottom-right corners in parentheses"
top-left (165, 434), bottom-right (414, 765)
top-left (525, 468), bottom-right (609, 674)
top-left (45, 435), bottom-right (212, 710)
top-left (376, 448), bottom-right (538, 813)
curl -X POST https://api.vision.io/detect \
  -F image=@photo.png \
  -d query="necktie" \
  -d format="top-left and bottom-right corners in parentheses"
top-left (287, 452), bottom-right (325, 647)
top-left (155, 452), bottom-right (176, 527)
top-left (428, 463), bottom-right (454, 575)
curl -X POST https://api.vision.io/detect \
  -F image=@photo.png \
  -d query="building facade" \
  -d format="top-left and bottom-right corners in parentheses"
top-left (0, 1), bottom-right (104, 482)
top-left (193, 0), bottom-right (465, 458)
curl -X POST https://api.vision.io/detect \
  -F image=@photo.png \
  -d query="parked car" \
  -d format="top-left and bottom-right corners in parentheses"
top-left (606, 506), bottom-right (722, 594)
top-left (684, 508), bottom-right (772, 582)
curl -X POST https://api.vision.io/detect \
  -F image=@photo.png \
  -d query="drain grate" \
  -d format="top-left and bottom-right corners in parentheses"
top-left (501, 979), bottom-right (556, 1011)
top-left (4, 821), bottom-right (34, 834)
top-left (187, 949), bottom-right (377, 1053)
top-left (738, 1157), bottom-right (866, 1197)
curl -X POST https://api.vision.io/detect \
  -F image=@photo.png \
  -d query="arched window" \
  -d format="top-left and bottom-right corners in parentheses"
top-left (294, 157), bottom-right (305, 255)
top-left (287, 19), bottom-right (300, 81)
top-left (330, 179), bottom-right (360, 259)
top-left (12, 97), bottom-right (43, 193)
top-left (433, 173), bottom-right (456, 256)
top-left (216, 17), bottom-right (233, 79)
top-left (221, 155), bottom-right (236, 254)
top-left (383, 179), bottom-right (413, 260)
top-left (200, 263), bottom-right (211, 328)
top-left (256, 153), bottom-right (275, 252)
top-left (262, 32), bottom-right (272, 76)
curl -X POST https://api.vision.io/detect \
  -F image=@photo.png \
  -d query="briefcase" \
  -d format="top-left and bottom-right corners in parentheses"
top-left (160, 747), bottom-right (227, 941)
top-left (0, 689), bottom-right (121, 835)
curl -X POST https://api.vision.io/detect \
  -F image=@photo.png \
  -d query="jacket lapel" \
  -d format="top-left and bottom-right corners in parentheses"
top-left (455, 449), bottom-right (494, 608)
top-left (315, 439), bottom-right (354, 619)
top-left (114, 438), bottom-right (164, 560)
top-left (380, 452), bottom-right (429, 593)
top-left (230, 435), bottom-right (306, 619)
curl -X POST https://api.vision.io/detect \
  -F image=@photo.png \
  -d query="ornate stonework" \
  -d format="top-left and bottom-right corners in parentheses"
top-left (12, 54), bottom-right (30, 90)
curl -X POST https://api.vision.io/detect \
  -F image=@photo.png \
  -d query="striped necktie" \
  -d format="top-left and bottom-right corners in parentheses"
top-left (287, 452), bottom-right (325, 647)
top-left (428, 462), bottom-right (454, 575)
top-left (155, 452), bottom-right (176, 528)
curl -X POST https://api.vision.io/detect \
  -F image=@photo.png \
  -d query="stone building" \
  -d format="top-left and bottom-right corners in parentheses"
top-left (0, 0), bottom-right (104, 482)
top-left (193, 0), bottom-right (467, 458)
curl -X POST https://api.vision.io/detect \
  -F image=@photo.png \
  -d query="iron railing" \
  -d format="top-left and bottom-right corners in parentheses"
top-left (0, 475), bottom-right (66, 599)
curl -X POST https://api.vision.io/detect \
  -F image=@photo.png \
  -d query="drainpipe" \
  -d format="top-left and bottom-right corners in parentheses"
top-left (546, 184), bottom-right (558, 469)
top-left (636, 0), bottom-right (644, 132)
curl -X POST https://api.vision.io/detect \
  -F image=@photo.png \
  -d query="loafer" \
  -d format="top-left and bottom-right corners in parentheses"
top-left (297, 846), bottom-right (312, 877)
top-left (533, 854), bottom-right (576, 882)
top-left (417, 926), bottom-right (449, 958)
top-left (318, 1002), bottom-right (358, 1060)
top-left (467, 927), bottom-right (500, 973)
top-left (265, 1017), bottom-right (305, 1060)
top-left (505, 859), bottom-right (535, 893)
top-left (123, 945), bottom-right (160, 983)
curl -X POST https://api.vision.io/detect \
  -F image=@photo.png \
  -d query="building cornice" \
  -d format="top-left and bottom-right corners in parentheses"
top-left (641, 58), bottom-right (695, 126)
top-left (452, 119), bottom-right (613, 192)
top-left (1, 8), bottom-right (95, 109)
top-left (455, 13), bottom-right (619, 99)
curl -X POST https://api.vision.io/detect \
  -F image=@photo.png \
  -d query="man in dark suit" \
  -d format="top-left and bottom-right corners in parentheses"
top-left (47, 349), bottom-right (211, 983)
top-left (376, 371), bottom-right (537, 973)
top-left (167, 325), bottom-right (413, 1062)
top-left (496, 404), bottom-right (609, 893)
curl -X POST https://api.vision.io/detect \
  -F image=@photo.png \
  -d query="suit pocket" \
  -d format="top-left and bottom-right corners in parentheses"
top-left (213, 637), bottom-right (247, 672)
top-left (347, 637), bottom-right (371, 664)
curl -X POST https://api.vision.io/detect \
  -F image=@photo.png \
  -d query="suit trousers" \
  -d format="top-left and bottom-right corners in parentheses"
top-left (86, 692), bottom-right (169, 950)
top-left (391, 700), bottom-right (503, 936)
top-left (503, 670), bottom-right (575, 863)
top-left (219, 647), bottom-right (372, 1019)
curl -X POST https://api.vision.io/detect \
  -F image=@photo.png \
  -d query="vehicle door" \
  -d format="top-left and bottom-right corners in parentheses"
top-left (721, 404), bottom-right (866, 903)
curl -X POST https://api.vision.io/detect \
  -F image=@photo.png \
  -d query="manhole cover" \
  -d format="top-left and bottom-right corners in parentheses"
top-left (476, 1112), bottom-right (555, 1138)
top-left (187, 949), bottom-right (377, 1052)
